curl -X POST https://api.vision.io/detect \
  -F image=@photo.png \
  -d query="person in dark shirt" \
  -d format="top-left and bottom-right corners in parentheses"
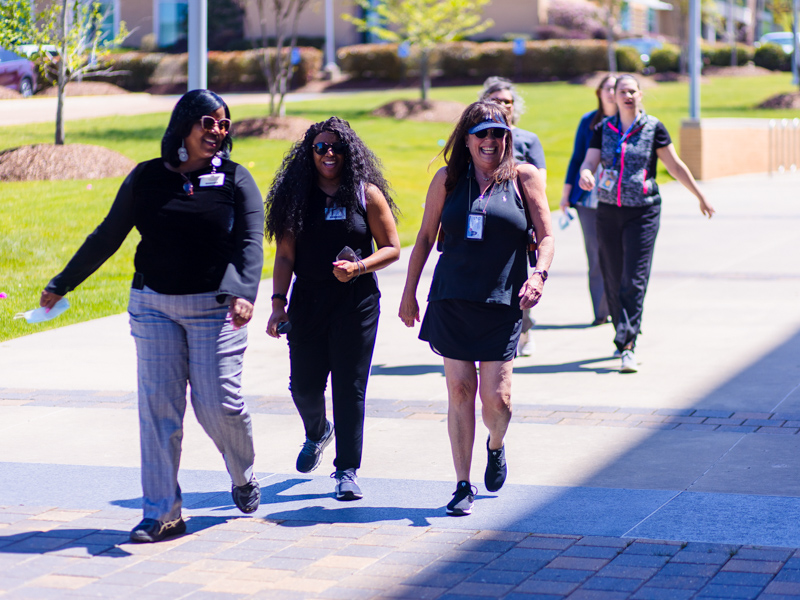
top-left (265, 117), bottom-right (400, 501)
top-left (40, 90), bottom-right (265, 543)
top-left (479, 76), bottom-right (547, 356)
top-left (560, 74), bottom-right (618, 326)
top-left (578, 74), bottom-right (714, 373)
top-left (399, 101), bottom-right (554, 516)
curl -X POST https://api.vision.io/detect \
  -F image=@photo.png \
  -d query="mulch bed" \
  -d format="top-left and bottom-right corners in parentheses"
top-left (0, 86), bottom-right (24, 100)
top-left (233, 115), bottom-right (314, 142)
top-left (0, 144), bottom-right (135, 182)
top-left (758, 92), bottom-right (800, 109)
top-left (371, 99), bottom-right (467, 123)
top-left (35, 81), bottom-right (130, 97)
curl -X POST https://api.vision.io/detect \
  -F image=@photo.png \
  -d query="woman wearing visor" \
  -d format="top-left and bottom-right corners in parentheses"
top-left (400, 101), bottom-right (554, 516)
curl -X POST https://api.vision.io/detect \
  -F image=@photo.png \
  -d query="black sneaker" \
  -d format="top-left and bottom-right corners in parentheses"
top-left (296, 419), bottom-right (334, 473)
top-left (332, 468), bottom-right (363, 501)
top-left (446, 481), bottom-right (476, 516)
top-left (130, 517), bottom-right (186, 543)
top-left (484, 436), bottom-right (507, 492)
top-left (232, 478), bottom-right (261, 514)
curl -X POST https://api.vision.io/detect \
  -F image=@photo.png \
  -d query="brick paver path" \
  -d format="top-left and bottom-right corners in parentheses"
top-left (2, 505), bottom-right (800, 599)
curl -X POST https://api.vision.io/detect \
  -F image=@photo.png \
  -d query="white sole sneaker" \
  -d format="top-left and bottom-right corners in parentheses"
top-left (620, 350), bottom-right (638, 373)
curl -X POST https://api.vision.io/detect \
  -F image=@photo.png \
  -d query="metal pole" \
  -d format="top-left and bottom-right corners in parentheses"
top-left (324, 0), bottom-right (339, 77)
top-left (188, 0), bottom-right (207, 91)
top-left (792, 0), bottom-right (799, 86)
top-left (689, 0), bottom-right (701, 120)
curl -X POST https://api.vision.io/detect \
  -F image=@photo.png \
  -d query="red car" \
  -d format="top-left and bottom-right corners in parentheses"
top-left (0, 47), bottom-right (37, 97)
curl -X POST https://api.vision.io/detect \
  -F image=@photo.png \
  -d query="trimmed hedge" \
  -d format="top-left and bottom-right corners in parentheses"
top-left (754, 43), bottom-right (791, 71)
top-left (649, 44), bottom-right (680, 73)
top-left (338, 40), bottom-right (643, 81)
top-left (104, 48), bottom-right (323, 92)
top-left (704, 44), bottom-right (754, 67)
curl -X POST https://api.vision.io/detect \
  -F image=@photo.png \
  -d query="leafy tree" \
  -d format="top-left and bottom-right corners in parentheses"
top-left (766, 0), bottom-right (793, 31)
top-left (344, 0), bottom-right (494, 100)
top-left (0, 0), bottom-right (128, 145)
top-left (235, 0), bottom-right (313, 117)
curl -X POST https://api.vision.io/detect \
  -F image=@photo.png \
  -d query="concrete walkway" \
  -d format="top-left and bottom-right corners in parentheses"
top-left (1, 170), bottom-right (800, 599)
top-left (0, 91), bottom-right (335, 127)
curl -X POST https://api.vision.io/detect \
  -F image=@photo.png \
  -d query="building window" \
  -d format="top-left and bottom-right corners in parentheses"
top-left (158, 0), bottom-right (188, 48)
top-left (88, 0), bottom-right (117, 44)
top-left (620, 1), bottom-right (631, 32)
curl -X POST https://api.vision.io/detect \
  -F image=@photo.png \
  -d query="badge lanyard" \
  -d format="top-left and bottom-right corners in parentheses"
top-left (611, 112), bottom-right (643, 170)
top-left (465, 165), bottom-right (494, 242)
top-left (599, 112), bottom-right (643, 196)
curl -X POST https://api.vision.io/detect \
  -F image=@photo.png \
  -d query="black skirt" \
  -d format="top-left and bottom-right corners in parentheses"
top-left (419, 299), bottom-right (522, 362)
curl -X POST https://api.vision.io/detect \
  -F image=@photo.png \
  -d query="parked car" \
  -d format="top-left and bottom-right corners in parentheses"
top-left (17, 44), bottom-right (59, 59)
top-left (0, 47), bottom-right (37, 97)
top-left (617, 37), bottom-right (664, 64)
top-left (755, 32), bottom-right (798, 54)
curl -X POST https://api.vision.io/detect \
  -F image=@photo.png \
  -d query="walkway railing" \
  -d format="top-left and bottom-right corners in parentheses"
top-left (768, 118), bottom-right (800, 175)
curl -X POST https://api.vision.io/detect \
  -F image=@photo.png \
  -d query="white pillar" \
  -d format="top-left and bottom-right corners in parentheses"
top-left (188, 0), bottom-right (207, 91)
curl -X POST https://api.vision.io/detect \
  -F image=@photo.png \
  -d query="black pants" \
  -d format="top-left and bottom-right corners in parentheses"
top-left (596, 202), bottom-right (661, 352)
top-left (287, 278), bottom-right (380, 470)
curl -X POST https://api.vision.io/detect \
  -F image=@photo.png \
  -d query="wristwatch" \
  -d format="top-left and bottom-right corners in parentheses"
top-left (532, 268), bottom-right (548, 282)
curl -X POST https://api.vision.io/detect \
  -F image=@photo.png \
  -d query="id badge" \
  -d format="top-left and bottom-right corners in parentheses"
top-left (198, 173), bottom-right (225, 187)
top-left (466, 212), bottom-right (485, 241)
top-left (325, 207), bottom-right (346, 220)
top-left (598, 169), bottom-right (618, 192)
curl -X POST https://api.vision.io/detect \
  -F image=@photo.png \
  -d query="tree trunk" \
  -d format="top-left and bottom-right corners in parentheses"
top-left (420, 50), bottom-right (430, 101)
top-left (55, 0), bottom-right (68, 145)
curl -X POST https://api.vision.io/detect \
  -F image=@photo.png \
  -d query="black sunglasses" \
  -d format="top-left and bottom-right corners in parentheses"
top-left (200, 116), bottom-right (231, 133)
top-left (473, 128), bottom-right (507, 140)
top-left (313, 141), bottom-right (347, 156)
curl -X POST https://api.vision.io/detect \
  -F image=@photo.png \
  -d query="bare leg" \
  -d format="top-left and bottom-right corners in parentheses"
top-left (444, 358), bottom-right (479, 482)
top-left (478, 360), bottom-right (513, 451)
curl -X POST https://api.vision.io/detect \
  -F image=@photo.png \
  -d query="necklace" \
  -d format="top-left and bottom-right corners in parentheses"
top-left (180, 172), bottom-right (193, 196)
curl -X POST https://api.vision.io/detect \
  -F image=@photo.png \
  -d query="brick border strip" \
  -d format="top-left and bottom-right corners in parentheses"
top-left (2, 388), bottom-right (798, 434)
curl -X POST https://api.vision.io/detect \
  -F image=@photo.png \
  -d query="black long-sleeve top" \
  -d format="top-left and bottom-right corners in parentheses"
top-left (46, 158), bottom-right (264, 304)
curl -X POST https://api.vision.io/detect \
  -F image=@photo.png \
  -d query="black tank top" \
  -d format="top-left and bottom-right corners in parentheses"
top-left (429, 171), bottom-right (528, 306)
top-left (293, 186), bottom-right (376, 289)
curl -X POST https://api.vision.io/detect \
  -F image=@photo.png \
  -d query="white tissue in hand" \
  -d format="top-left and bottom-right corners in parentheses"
top-left (15, 298), bottom-right (70, 323)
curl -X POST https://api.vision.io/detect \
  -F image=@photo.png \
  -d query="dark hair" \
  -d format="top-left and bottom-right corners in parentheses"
top-left (590, 74), bottom-right (617, 129)
top-left (441, 101), bottom-right (516, 194)
top-left (265, 116), bottom-right (398, 242)
top-left (614, 73), bottom-right (641, 91)
top-left (479, 76), bottom-right (525, 125)
top-left (161, 89), bottom-right (233, 167)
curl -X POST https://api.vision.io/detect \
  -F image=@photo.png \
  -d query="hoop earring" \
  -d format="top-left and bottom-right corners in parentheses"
top-left (178, 141), bottom-right (189, 162)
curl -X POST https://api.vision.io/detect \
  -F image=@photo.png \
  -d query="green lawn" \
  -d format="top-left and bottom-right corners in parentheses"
top-left (1, 73), bottom-right (797, 341)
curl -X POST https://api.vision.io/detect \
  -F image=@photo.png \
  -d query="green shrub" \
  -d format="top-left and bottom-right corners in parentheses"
top-left (755, 43), bottom-right (790, 70)
top-left (103, 48), bottom-right (322, 92)
top-left (615, 44), bottom-right (644, 73)
top-left (104, 52), bottom-right (164, 91)
top-left (339, 39), bottom-right (612, 81)
top-left (649, 45), bottom-right (680, 72)
top-left (337, 43), bottom-right (408, 81)
top-left (706, 44), bottom-right (754, 66)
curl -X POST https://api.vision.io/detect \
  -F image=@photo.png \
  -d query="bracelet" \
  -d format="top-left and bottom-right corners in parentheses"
top-left (271, 293), bottom-right (287, 303)
top-left (357, 259), bottom-right (366, 275)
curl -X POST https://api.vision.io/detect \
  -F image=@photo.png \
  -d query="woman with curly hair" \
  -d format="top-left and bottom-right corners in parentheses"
top-left (399, 101), bottom-right (554, 516)
top-left (265, 116), bottom-right (400, 500)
